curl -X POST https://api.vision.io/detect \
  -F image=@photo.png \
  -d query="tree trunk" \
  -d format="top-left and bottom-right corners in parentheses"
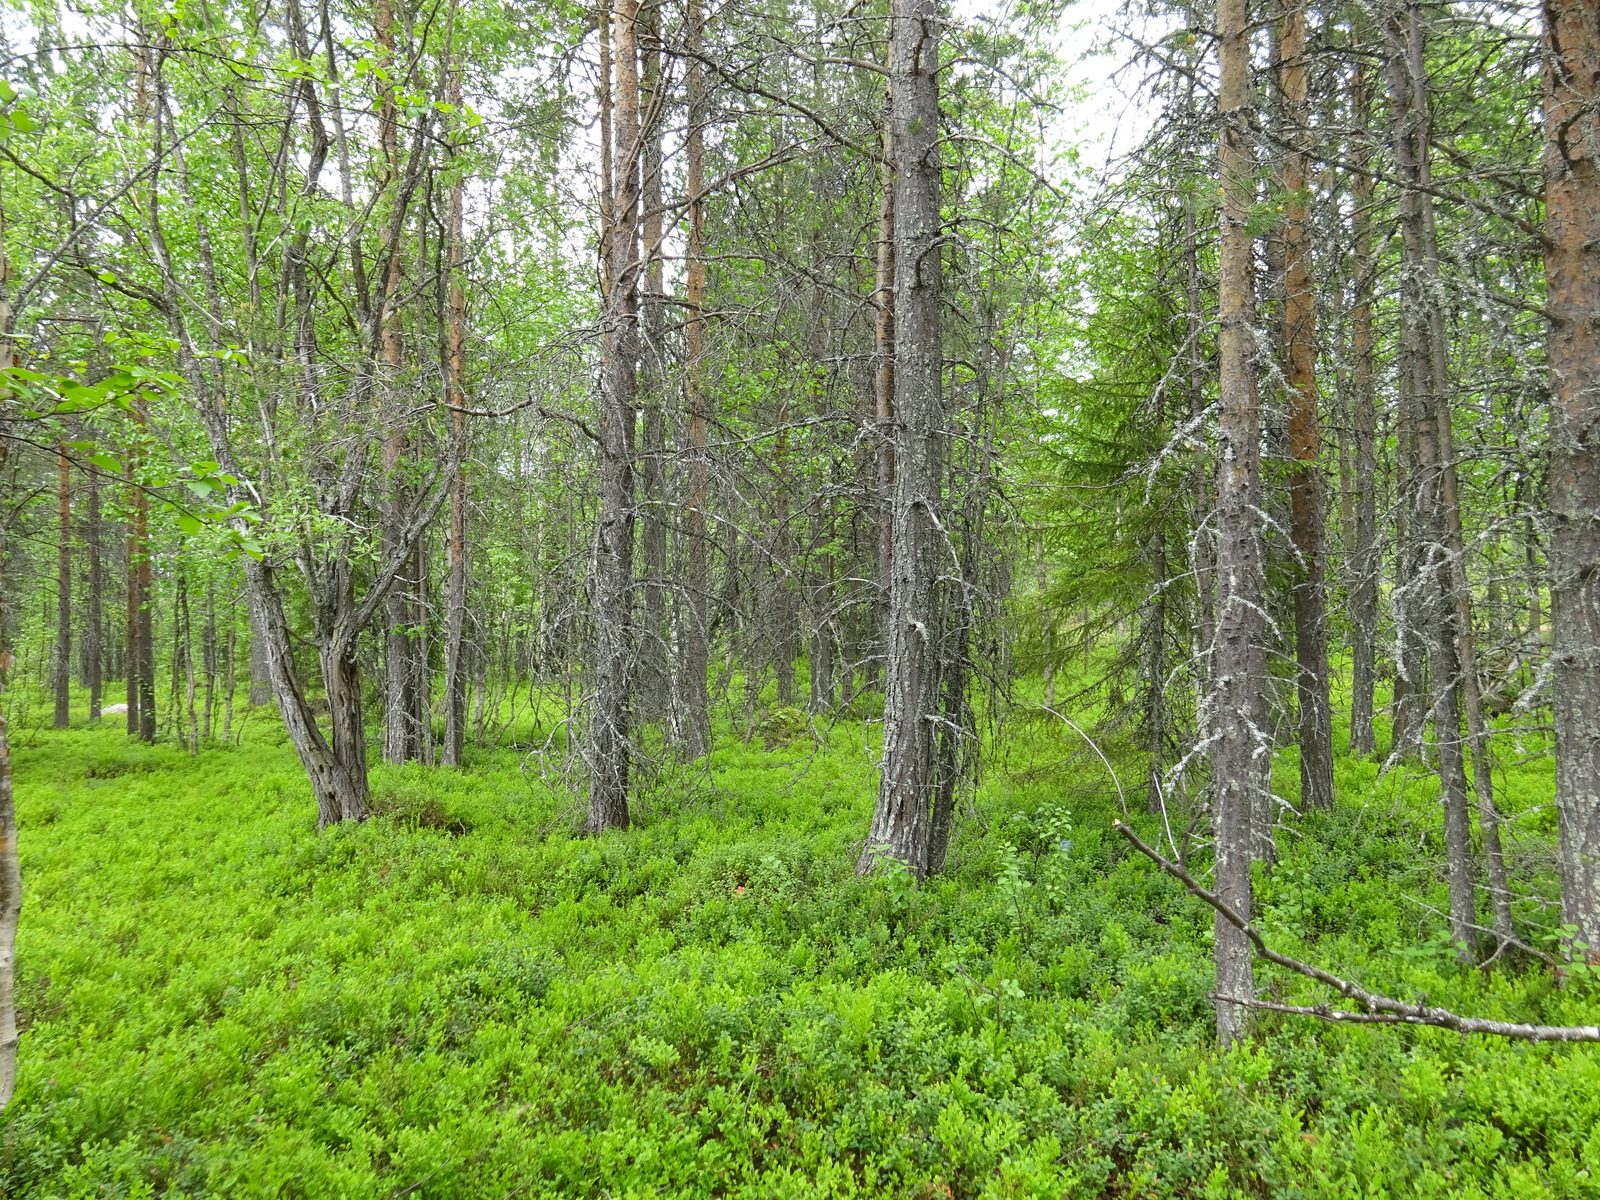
top-left (1210, 0), bottom-right (1264, 1045)
top-left (1279, 0), bottom-right (1333, 810)
top-left (202, 582), bottom-right (216, 742)
top-left (247, 559), bottom-right (369, 825)
top-left (84, 466), bottom-right (103, 721)
top-left (1143, 529), bottom-right (1167, 815)
top-left (874, 102), bottom-right (896, 676)
top-left (1386, 4), bottom-right (1477, 963)
top-left (53, 444), bottom-right (72, 728)
top-left (442, 54), bottom-right (470, 768)
top-left (677, 0), bottom-right (711, 761)
top-left (0, 428), bottom-right (18, 1112)
top-left (127, 461), bottom-right (155, 743)
top-left (1544, 0), bottom-right (1600, 958)
top-left (588, 0), bottom-right (640, 832)
top-left (860, 0), bottom-right (942, 877)
top-left (638, 0), bottom-right (669, 719)
top-left (248, 604), bottom-right (271, 705)
top-left (376, 0), bottom-right (425, 766)
top-left (1347, 48), bottom-right (1379, 757)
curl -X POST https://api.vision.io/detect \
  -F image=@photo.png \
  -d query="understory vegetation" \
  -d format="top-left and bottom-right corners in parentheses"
top-left (3, 690), bottom-right (1595, 1198)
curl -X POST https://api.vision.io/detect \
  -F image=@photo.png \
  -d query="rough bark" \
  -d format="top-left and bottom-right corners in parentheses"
top-left (874, 104), bottom-right (896, 654)
top-left (248, 604), bottom-right (271, 705)
top-left (247, 559), bottom-right (370, 825)
top-left (1347, 50), bottom-right (1379, 757)
top-left (376, 0), bottom-right (426, 766)
top-left (588, 0), bottom-right (641, 832)
top-left (1544, 0), bottom-right (1600, 957)
top-left (1386, 5), bottom-right (1477, 963)
top-left (638, 0), bottom-right (669, 718)
top-left (860, 0), bottom-right (943, 877)
top-left (1210, 0), bottom-right (1264, 1046)
top-left (1279, 0), bottom-right (1333, 810)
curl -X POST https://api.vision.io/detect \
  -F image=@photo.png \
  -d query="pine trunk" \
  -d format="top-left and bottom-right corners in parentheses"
top-left (1347, 49), bottom-right (1380, 757)
top-left (860, 0), bottom-right (943, 877)
top-left (1210, 0), bottom-right (1264, 1045)
top-left (588, 0), bottom-right (640, 832)
top-left (677, 0), bottom-right (711, 761)
top-left (1544, 0), bottom-right (1600, 957)
top-left (442, 55), bottom-right (470, 768)
top-left (1280, 0), bottom-right (1333, 810)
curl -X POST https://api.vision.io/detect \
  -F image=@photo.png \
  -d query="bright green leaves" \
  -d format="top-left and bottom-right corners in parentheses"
top-left (0, 79), bottom-right (38, 145)
top-left (0, 365), bottom-right (178, 419)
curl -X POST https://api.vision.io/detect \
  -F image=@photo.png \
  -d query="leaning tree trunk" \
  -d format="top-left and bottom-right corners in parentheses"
top-left (1544, 0), bottom-right (1600, 959)
top-left (588, 0), bottom-right (641, 832)
top-left (1209, 0), bottom-right (1264, 1047)
top-left (1279, 0), bottom-right (1333, 811)
top-left (860, 0), bottom-right (943, 877)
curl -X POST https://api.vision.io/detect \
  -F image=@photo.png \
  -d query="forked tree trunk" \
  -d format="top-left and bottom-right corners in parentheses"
top-left (246, 559), bottom-right (370, 825)
top-left (860, 0), bottom-right (942, 877)
top-left (677, 0), bottom-right (711, 761)
top-left (1544, 0), bottom-right (1600, 958)
top-left (1210, 0), bottom-right (1264, 1046)
top-left (1279, 0), bottom-right (1333, 811)
top-left (588, 0), bottom-right (641, 832)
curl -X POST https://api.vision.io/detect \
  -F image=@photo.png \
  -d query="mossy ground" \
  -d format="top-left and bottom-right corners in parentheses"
top-left (0, 692), bottom-right (1596, 1198)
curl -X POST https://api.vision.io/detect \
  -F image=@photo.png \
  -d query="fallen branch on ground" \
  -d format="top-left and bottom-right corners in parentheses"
top-left (1112, 820), bottom-right (1600, 1043)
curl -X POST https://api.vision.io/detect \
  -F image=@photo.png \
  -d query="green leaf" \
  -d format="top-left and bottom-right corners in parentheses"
top-left (176, 513), bottom-right (203, 536)
top-left (90, 454), bottom-right (123, 473)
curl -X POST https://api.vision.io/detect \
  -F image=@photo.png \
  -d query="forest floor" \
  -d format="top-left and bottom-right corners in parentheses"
top-left (0, 695), bottom-right (1597, 1198)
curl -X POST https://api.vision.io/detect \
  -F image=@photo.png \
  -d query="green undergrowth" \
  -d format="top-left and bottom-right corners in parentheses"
top-left (1, 702), bottom-right (1597, 1198)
